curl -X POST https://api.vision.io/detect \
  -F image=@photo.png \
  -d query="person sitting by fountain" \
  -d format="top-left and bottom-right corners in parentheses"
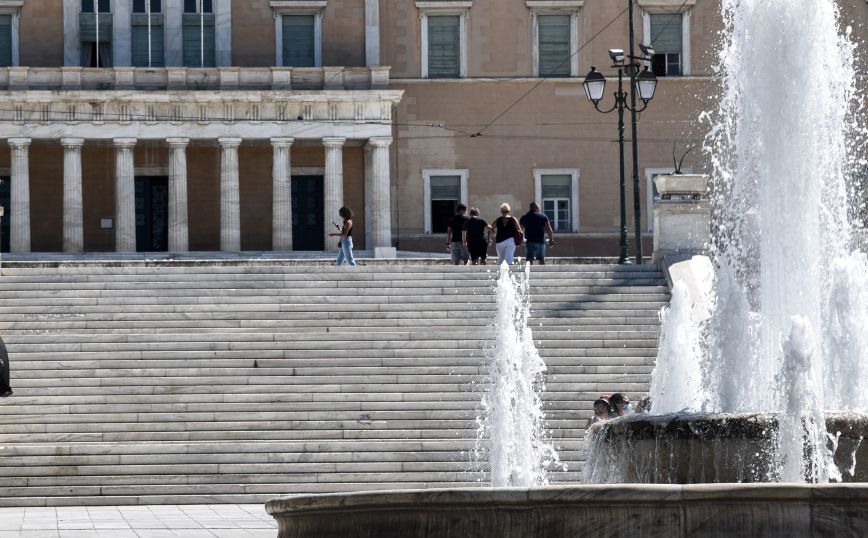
top-left (609, 393), bottom-right (633, 417)
top-left (587, 398), bottom-right (612, 428)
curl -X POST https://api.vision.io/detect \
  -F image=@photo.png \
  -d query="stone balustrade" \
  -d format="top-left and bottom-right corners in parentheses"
top-left (0, 66), bottom-right (391, 92)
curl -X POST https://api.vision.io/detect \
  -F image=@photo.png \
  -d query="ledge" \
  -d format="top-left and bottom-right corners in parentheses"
top-left (525, 1), bottom-right (584, 8)
top-left (636, 0), bottom-right (696, 9)
top-left (415, 1), bottom-right (473, 9)
top-left (269, 1), bottom-right (328, 8)
top-left (0, 66), bottom-right (391, 92)
top-left (266, 485), bottom-right (868, 538)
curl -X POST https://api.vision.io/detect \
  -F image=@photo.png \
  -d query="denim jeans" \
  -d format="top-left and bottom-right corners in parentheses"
top-left (336, 236), bottom-right (356, 266)
top-left (525, 241), bottom-right (546, 261)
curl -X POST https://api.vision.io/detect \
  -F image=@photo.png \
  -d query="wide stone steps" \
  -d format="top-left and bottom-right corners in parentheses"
top-left (0, 261), bottom-right (667, 505)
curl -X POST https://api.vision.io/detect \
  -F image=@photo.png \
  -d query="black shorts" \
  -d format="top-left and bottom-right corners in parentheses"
top-left (468, 239), bottom-right (488, 261)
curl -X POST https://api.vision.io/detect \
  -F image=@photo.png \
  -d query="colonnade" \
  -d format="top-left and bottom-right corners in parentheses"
top-left (5, 136), bottom-right (393, 254)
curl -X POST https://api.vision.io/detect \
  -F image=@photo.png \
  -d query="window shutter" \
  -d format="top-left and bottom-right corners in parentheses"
top-left (538, 15), bottom-right (571, 77)
top-left (182, 14), bottom-right (215, 67)
top-left (282, 15), bottom-right (315, 67)
top-left (80, 13), bottom-right (113, 42)
top-left (427, 16), bottom-right (460, 78)
top-left (541, 175), bottom-right (572, 198)
top-left (430, 176), bottom-right (461, 199)
top-left (132, 16), bottom-right (165, 67)
top-left (0, 15), bottom-right (12, 68)
top-left (649, 13), bottom-right (683, 55)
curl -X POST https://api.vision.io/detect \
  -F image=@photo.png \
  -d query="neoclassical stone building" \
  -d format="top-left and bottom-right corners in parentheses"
top-left (0, 0), bottom-right (865, 256)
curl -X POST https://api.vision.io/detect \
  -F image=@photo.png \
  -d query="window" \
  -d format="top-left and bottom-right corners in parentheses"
top-left (80, 0), bottom-right (112, 67)
top-left (183, 0), bottom-right (215, 67)
top-left (281, 15), bottom-right (316, 67)
top-left (270, 1), bottom-right (325, 68)
top-left (423, 169), bottom-right (469, 234)
top-left (426, 16), bottom-right (460, 78)
top-left (418, 1), bottom-right (470, 79)
top-left (648, 12), bottom-right (684, 77)
top-left (82, 0), bottom-right (111, 13)
top-left (132, 0), bottom-right (164, 67)
top-left (534, 169), bottom-right (579, 233)
top-left (536, 15), bottom-right (571, 77)
top-left (0, 15), bottom-right (12, 67)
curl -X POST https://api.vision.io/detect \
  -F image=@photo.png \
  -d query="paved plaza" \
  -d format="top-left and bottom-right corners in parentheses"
top-left (0, 505), bottom-right (276, 538)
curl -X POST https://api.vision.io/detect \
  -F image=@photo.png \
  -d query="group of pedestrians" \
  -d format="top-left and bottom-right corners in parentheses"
top-left (446, 202), bottom-right (555, 266)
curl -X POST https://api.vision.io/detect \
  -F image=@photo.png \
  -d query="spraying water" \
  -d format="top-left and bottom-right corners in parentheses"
top-left (475, 263), bottom-right (561, 487)
top-left (646, 0), bottom-right (868, 482)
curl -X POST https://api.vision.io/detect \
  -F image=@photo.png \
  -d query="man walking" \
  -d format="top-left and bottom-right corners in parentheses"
top-left (0, 335), bottom-right (11, 397)
top-left (519, 202), bottom-right (555, 265)
top-left (446, 204), bottom-right (470, 265)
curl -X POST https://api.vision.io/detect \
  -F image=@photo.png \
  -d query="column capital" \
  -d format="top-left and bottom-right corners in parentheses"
top-left (8, 137), bottom-right (31, 148)
top-left (270, 137), bottom-right (295, 148)
top-left (366, 136), bottom-right (393, 149)
top-left (113, 137), bottom-right (138, 148)
top-left (218, 137), bottom-right (242, 148)
top-left (166, 137), bottom-right (190, 148)
top-left (322, 137), bottom-right (347, 148)
top-left (60, 137), bottom-right (85, 148)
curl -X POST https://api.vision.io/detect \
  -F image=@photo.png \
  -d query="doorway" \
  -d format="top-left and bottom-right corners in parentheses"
top-left (0, 177), bottom-right (8, 253)
top-left (135, 176), bottom-right (169, 252)
top-left (291, 175), bottom-right (325, 251)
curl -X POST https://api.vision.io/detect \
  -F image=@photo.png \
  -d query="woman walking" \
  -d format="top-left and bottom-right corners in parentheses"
top-left (493, 203), bottom-right (521, 265)
top-left (330, 206), bottom-right (356, 266)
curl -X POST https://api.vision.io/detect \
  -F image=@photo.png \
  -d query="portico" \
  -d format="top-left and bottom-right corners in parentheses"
top-left (0, 69), bottom-right (402, 256)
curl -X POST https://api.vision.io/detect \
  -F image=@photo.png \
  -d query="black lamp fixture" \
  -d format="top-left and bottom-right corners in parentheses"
top-left (582, 32), bottom-right (658, 264)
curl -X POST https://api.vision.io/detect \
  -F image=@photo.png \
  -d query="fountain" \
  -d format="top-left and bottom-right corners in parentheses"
top-left (265, 0), bottom-right (868, 534)
top-left (584, 0), bottom-right (868, 486)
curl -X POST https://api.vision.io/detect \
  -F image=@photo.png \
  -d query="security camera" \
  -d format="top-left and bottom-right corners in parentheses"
top-left (608, 49), bottom-right (625, 63)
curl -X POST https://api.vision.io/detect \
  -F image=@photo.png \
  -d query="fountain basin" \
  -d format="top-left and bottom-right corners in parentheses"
top-left (584, 413), bottom-right (868, 484)
top-left (265, 484), bottom-right (868, 537)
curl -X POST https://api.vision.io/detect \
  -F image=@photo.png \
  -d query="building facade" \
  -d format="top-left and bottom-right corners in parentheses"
top-left (0, 0), bottom-right (865, 256)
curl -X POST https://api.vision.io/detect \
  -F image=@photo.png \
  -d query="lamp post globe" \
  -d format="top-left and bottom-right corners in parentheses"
top-left (636, 67), bottom-right (658, 104)
top-left (583, 67), bottom-right (607, 104)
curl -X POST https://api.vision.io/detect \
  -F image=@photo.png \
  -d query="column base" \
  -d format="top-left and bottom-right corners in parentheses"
top-left (374, 247), bottom-right (397, 259)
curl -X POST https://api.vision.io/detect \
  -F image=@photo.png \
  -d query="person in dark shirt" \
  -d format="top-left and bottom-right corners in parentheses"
top-left (493, 203), bottom-right (521, 265)
top-left (462, 207), bottom-right (492, 265)
top-left (446, 204), bottom-right (470, 265)
top-left (519, 202), bottom-right (555, 265)
top-left (0, 335), bottom-right (11, 397)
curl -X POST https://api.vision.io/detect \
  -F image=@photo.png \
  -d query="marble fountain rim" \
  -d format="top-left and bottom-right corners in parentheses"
top-left (265, 484), bottom-right (868, 516)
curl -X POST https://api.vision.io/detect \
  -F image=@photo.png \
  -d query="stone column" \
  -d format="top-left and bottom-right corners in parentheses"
top-left (322, 137), bottom-right (346, 250)
top-left (61, 138), bottom-right (85, 253)
top-left (167, 137), bottom-right (190, 252)
top-left (114, 138), bottom-right (137, 252)
top-left (271, 137), bottom-right (294, 251)
top-left (8, 138), bottom-right (31, 253)
top-left (368, 137), bottom-right (395, 257)
top-left (219, 137), bottom-right (242, 251)
top-left (363, 144), bottom-right (373, 252)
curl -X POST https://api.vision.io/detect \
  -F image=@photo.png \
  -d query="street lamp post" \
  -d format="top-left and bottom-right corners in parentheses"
top-left (583, 38), bottom-right (657, 264)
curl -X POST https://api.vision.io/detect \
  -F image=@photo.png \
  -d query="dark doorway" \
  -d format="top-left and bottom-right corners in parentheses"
top-left (291, 175), bottom-right (325, 251)
top-left (0, 177), bottom-right (8, 253)
top-left (431, 199), bottom-right (458, 234)
top-left (135, 176), bottom-right (169, 252)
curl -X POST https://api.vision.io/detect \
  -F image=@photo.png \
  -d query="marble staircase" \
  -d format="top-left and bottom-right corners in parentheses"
top-left (0, 261), bottom-right (668, 506)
